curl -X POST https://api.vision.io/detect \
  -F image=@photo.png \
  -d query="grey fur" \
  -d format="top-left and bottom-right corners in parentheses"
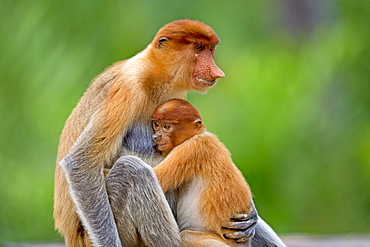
top-left (106, 156), bottom-right (180, 247)
top-left (60, 156), bottom-right (121, 247)
top-left (120, 121), bottom-right (163, 166)
top-left (59, 119), bottom-right (122, 246)
top-left (60, 120), bottom-right (178, 247)
top-left (252, 217), bottom-right (287, 247)
top-left (122, 122), bottom-right (157, 158)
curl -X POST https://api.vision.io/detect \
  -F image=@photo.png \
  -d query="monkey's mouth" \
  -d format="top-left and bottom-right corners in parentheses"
top-left (156, 143), bottom-right (169, 150)
top-left (197, 78), bottom-right (216, 87)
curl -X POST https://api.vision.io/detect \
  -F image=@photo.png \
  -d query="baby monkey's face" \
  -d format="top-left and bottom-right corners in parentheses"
top-left (152, 120), bottom-right (202, 156)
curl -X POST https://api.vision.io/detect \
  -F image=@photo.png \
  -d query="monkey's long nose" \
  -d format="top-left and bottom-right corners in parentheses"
top-left (210, 62), bottom-right (225, 79)
top-left (152, 134), bottom-right (162, 143)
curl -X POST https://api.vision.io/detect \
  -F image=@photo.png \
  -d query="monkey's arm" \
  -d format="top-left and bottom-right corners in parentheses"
top-left (153, 136), bottom-right (203, 192)
top-left (59, 78), bottom-right (139, 247)
top-left (59, 123), bottom-right (122, 247)
top-left (153, 152), bottom-right (193, 193)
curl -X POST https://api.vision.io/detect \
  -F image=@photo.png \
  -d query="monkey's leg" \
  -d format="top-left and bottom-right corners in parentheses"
top-left (106, 156), bottom-right (181, 247)
top-left (180, 230), bottom-right (231, 247)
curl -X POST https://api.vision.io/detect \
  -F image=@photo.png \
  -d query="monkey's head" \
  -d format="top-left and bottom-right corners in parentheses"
top-left (150, 20), bottom-right (225, 93)
top-left (151, 99), bottom-right (205, 156)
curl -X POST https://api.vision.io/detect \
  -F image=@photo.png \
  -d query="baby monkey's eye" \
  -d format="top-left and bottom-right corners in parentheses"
top-left (153, 122), bottom-right (160, 129)
top-left (163, 124), bottom-right (171, 130)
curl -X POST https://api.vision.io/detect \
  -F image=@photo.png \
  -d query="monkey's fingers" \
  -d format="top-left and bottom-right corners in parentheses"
top-left (230, 213), bottom-right (250, 221)
top-left (235, 237), bottom-right (250, 243)
top-left (230, 200), bottom-right (258, 221)
top-left (223, 199), bottom-right (258, 242)
top-left (222, 217), bottom-right (257, 242)
top-left (223, 226), bottom-right (256, 242)
top-left (223, 231), bottom-right (247, 239)
top-left (222, 221), bottom-right (253, 230)
top-left (230, 211), bottom-right (256, 221)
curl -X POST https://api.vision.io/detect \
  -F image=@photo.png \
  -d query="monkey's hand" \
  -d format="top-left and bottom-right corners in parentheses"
top-left (222, 200), bottom-right (258, 243)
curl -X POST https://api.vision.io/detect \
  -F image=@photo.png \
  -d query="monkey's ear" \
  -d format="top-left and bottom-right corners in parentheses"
top-left (194, 119), bottom-right (203, 130)
top-left (158, 37), bottom-right (169, 48)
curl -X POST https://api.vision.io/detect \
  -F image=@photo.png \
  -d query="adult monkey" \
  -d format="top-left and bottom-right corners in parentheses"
top-left (54, 20), bottom-right (283, 247)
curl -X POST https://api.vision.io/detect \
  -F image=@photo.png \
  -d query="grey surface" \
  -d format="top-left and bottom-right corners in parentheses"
top-left (281, 234), bottom-right (370, 247)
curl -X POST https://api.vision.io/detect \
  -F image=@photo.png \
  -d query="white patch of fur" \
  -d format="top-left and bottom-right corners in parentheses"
top-left (121, 49), bottom-right (148, 76)
top-left (177, 176), bottom-right (206, 232)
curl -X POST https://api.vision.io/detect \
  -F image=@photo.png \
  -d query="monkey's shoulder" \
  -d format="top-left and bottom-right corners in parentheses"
top-left (190, 132), bottom-right (229, 153)
top-left (89, 60), bottom-right (128, 85)
top-left (172, 131), bottom-right (231, 162)
top-left (88, 58), bottom-right (149, 95)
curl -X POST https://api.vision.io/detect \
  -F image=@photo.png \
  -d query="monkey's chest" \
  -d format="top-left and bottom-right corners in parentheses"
top-left (120, 122), bottom-right (163, 166)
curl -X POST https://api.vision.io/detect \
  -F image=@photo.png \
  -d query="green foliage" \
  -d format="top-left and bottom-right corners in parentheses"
top-left (0, 0), bottom-right (369, 243)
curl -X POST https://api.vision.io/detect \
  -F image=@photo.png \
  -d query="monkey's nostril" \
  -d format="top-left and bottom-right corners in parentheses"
top-left (153, 134), bottom-right (162, 143)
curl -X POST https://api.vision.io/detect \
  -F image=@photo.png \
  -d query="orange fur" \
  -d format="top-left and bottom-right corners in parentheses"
top-left (154, 133), bottom-right (252, 229)
top-left (181, 230), bottom-right (230, 247)
top-left (54, 20), bottom-right (224, 247)
top-left (152, 100), bottom-right (252, 247)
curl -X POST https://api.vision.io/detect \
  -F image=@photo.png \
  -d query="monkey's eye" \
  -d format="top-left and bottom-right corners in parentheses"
top-left (153, 122), bottom-right (160, 129)
top-left (163, 124), bottom-right (171, 131)
top-left (195, 45), bottom-right (204, 52)
top-left (158, 37), bottom-right (169, 48)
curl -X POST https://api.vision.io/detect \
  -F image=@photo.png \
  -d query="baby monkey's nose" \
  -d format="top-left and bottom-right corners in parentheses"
top-left (152, 134), bottom-right (162, 143)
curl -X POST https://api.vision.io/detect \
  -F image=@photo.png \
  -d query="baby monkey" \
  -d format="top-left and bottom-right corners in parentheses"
top-left (152, 99), bottom-right (254, 247)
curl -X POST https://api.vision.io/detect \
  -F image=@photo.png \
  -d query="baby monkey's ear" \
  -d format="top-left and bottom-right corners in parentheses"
top-left (194, 119), bottom-right (204, 130)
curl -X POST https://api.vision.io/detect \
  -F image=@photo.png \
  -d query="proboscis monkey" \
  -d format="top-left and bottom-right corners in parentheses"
top-left (54, 19), bottom-right (285, 247)
top-left (151, 98), bottom-right (254, 247)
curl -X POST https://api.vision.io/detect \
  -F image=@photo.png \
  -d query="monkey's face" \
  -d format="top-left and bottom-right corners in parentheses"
top-left (152, 121), bottom-right (174, 155)
top-left (152, 20), bottom-right (225, 93)
top-left (157, 40), bottom-right (225, 93)
top-left (190, 43), bottom-right (225, 92)
top-left (152, 120), bottom-right (201, 156)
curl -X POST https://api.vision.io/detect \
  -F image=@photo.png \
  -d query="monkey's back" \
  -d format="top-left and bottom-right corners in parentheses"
top-left (173, 132), bottom-right (252, 236)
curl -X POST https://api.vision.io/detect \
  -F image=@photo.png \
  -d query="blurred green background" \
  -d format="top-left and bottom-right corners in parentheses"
top-left (0, 0), bottom-right (369, 244)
